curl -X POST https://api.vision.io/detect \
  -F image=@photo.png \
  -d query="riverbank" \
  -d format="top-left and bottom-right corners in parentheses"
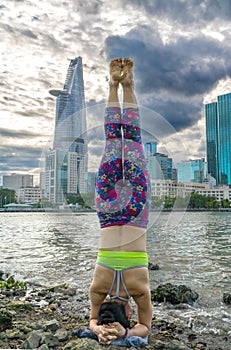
top-left (1, 208), bottom-right (231, 213)
top-left (0, 278), bottom-right (230, 350)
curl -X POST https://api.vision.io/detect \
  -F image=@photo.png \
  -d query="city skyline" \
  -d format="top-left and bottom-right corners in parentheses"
top-left (1, 0), bottom-right (231, 185)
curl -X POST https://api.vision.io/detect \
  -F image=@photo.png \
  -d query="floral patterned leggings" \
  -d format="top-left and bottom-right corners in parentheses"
top-left (95, 106), bottom-right (151, 229)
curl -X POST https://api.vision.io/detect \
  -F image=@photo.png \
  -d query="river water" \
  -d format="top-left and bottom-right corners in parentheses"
top-left (0, 211), bottom-right (230, 337)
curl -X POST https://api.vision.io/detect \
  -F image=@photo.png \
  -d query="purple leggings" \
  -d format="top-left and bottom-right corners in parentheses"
top-left (95, 107), bottom-right (151, 228)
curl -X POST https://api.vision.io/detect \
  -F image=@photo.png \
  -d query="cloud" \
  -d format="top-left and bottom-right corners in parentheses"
top-left (124, 0), bottom-right (231, 24)
top-left (104, 26), bottom-right (231, 130)
top-left (105, 28), bottom-right (231, 96)
top-left (0, 128), bottom-right (44, 139)
top-left (0, 145), bottom-right (42, 172)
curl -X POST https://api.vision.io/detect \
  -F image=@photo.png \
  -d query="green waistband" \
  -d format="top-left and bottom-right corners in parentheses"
top-left (97, 250), bottom-right (148, 271)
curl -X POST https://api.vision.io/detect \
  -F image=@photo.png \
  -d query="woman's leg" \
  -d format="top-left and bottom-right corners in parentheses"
top-left (95, 59), bottom-right (123, 227)
top-left (121, 58), bottom-right (151, 228)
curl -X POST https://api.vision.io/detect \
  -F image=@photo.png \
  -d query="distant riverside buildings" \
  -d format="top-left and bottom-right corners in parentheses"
top-left (205, 92), bottom-right (231, 185)
top-left (17, 187), bottom-right (44, 204)
top-left (151, 179), bottom-right (210, 198)
top-left (151, 179), bottom-right (231, 203)
top-left (176, 158), bottom-right (206, 183)
top-left (144, 142), bottom-right (173, 180)
top-left (45, 57), bottom-right (88, 203)
top-left (2, 174), bottom-right (33, 191)
top-left (197, 185), bottom-right (231, 202)
top-left (45, 150), bottom-right (85, 203)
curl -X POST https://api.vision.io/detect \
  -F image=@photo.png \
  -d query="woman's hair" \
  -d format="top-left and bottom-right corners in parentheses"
top-left (97, 301), bottom-right (130, 328)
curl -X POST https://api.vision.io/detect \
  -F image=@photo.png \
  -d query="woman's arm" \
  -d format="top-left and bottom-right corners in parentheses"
top-left (130, 286), bottom-right (152, 337)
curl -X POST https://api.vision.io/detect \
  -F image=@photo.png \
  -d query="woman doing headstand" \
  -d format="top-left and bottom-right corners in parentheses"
top-left (89, 58), bottom-right (152, 344)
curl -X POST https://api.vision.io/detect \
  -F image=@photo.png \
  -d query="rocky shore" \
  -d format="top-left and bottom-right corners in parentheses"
top-left (0, 275), bottom-right (230, 350)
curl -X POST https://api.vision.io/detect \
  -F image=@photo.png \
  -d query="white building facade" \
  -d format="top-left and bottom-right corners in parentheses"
top-left (151, 180), bottom-right (210, 198)
top-left (17, 187), bottom-right (44, 204)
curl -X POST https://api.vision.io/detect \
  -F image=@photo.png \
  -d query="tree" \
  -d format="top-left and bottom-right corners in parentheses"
top-left (0, 189), bottom-right (17, 207)
top-left (221, 199), bottom-right (230, 208)
top-left (164, 196), bottom-right (175, 209)
top-left (151, 196), bottom-right (165, 209)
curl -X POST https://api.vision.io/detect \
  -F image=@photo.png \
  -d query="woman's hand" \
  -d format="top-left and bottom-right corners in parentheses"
top-left (106, 322), bottom-right (127, 338)
top-left (93, 324), bottom-right (118, 344)
top-left (94, 323), bottom-right (127, 344)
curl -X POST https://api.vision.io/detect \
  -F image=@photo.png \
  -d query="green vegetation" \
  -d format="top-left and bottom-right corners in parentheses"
top-left (66, 193), bottom-right (95, 208)
top-left (0, 276), bottom-right (27, 290)
top-left (0, 189), bottom-right (17, 207)
top-left (151, 193), bottom-right (230, 210)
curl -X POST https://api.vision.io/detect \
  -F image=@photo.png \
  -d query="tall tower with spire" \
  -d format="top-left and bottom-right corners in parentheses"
top-left (45, 57), bottom-right (88, 203)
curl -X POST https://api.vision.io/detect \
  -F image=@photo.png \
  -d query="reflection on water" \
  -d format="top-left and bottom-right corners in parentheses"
top-left (1, 211), bottom-right (230, 334)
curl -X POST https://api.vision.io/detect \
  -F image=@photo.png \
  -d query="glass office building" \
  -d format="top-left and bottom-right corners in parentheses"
top-left (205, 92), bottom-right (231, 185)
top-left (217, 93), bottom-right (231, 185)
top-left (177, 159), bottom-right (206, 183)
top-left (45, 57), bottom-right (88, 203)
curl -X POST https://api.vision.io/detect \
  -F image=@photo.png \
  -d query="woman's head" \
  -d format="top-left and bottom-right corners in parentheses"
top-left (97, 301), bottom-right (130, 328)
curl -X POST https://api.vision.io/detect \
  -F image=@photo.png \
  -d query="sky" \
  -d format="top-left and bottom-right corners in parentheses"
top-left (1, 0), bottom-right (231, 185)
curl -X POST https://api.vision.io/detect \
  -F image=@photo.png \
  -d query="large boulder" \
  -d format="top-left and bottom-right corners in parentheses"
top-left (151, 283), bottom-right (199, 305)
top-left (0, 310), bottom-right (13, 332)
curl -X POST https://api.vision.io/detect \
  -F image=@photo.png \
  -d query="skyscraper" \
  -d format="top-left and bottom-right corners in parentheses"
top-left (45, 57), bottom-right (88, 203)
top-left (205, 92), bottom-right (231, 185)
top-left (176, 159), bottom-right (206, 183)
top-left (205, 102), bottom-right (219, 182)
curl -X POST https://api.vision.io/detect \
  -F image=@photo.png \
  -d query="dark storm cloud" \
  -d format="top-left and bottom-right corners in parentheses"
top-left (105, 30), bottom-right (230, 96)
top-left (0, 145), bottom-right (42, 172)
top-left (124, 0), bottom-right (231, 23)
top-left (104, 27), bottom-right (231, 130)
top-left (144, 98), bottom-right (202, 131)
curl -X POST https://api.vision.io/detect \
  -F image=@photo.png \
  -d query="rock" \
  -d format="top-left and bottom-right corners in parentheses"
top-left (20, 331), bottom-right (42, 349)
top-left (41, 332), bottom-right (59, 347)
top-left (30, 322), bottom-right (44, 330)
top-left (0, 331), bottom-right (6, 340)
top-left (19, 325), bottom-right (33, 334)
top-left (0, 310), bottom-right (13, 332)
top-left (38, 345), bottom-right (49, 350)
top-left (5, 329), bottom-right (21, 339)
top-left (2, 289), bottom-right (13, 297)
top-left (44, 319), bottom-right (60, 332)
top-left (223, 292), bottom-right (231, 304)
top-left (55, 328), bottom-right (68, 341)
top-left (152, 340), bottom-right (167, 349)
top-left (64, 338), bottom-right (101, 349)
top-left (195, 343), bottom-right (207, 349)
top-left (48, 303), bottom-right (58, 310)
top-left (56, 287), bottom-right (77, 296)
top-left (0, 270), bottom-right (5, 281)
top-left (10, 301), bottom-right (34, 311)
top-left (148, 262), bottom-right (160, 270)
top-left (151, 283), bottom-right (199, 305)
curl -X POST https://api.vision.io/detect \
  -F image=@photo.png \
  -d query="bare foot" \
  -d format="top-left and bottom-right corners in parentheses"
top-left (120, 58), bottom-right (134, 87)
top-left (110, 58), bottom-right (123, 87)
